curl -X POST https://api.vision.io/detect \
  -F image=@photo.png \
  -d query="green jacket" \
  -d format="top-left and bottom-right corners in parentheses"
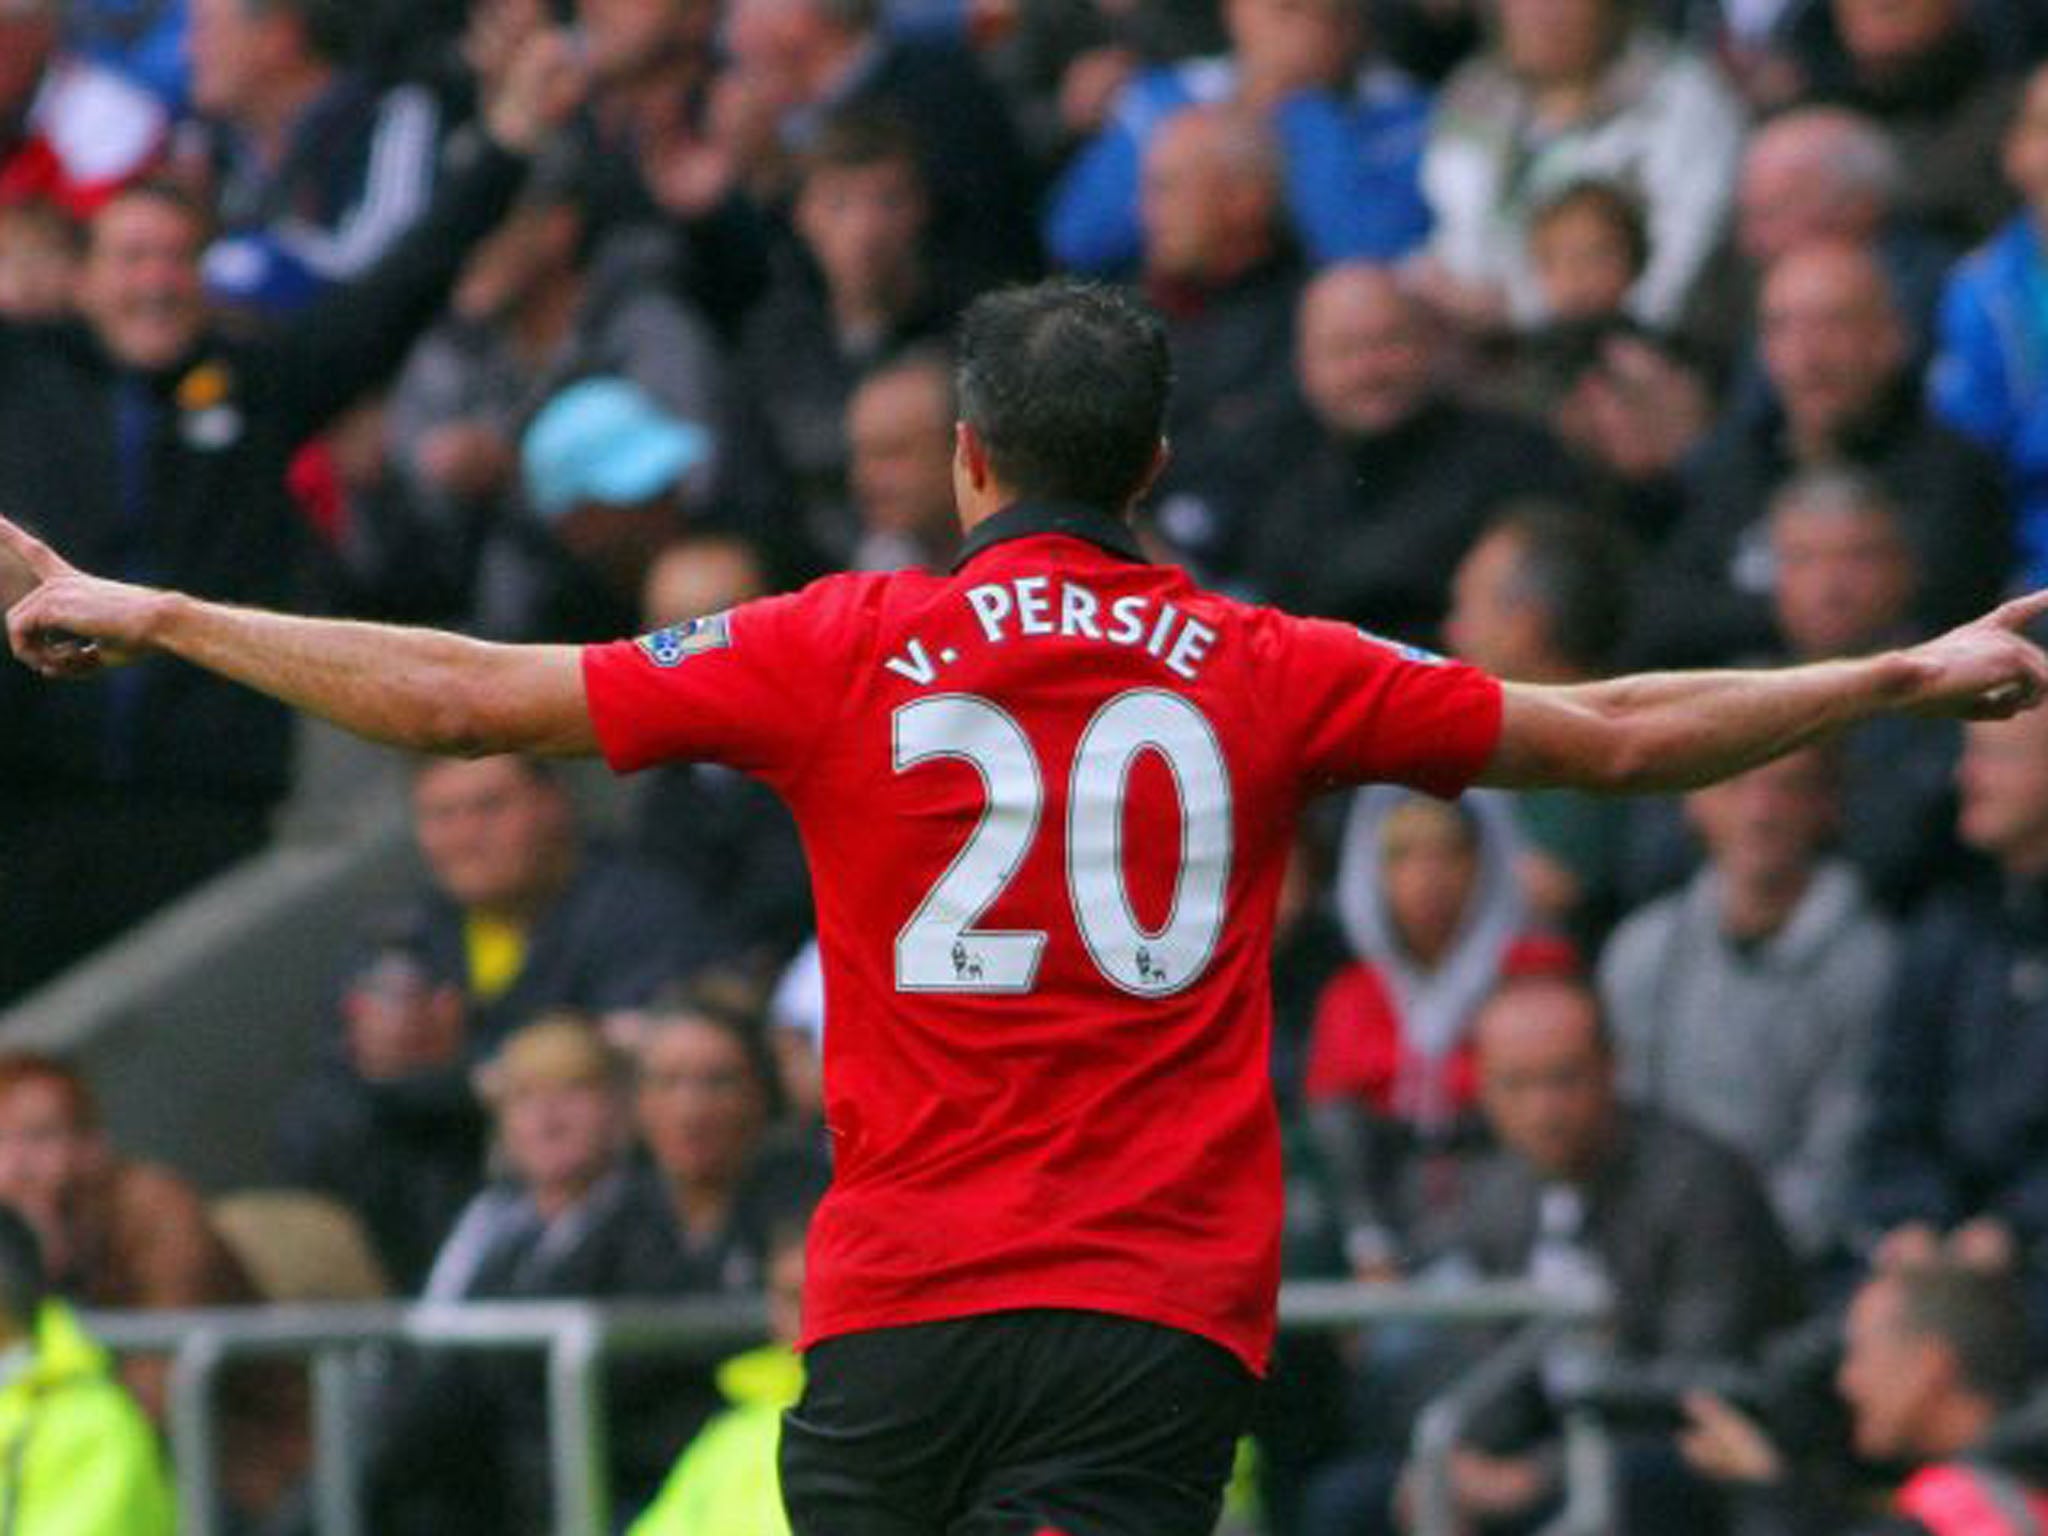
top-left (0, 1302), bottom-right (175, 1536)
top-left (630, 1344), bottom-right (801, 1536)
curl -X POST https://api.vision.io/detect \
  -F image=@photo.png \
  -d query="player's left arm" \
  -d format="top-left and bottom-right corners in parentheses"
top-left (1477, 590), bottom-right (2048, 793)
top-left (1, 514), bottom-right (596, 758)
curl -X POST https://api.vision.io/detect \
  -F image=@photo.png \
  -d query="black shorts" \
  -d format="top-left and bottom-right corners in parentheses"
top-left (779, 1308), bottom-right (1257, 1536)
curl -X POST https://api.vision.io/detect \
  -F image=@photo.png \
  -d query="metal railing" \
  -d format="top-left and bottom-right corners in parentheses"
top-left (86, 1279), bottom-right (1612, 1536)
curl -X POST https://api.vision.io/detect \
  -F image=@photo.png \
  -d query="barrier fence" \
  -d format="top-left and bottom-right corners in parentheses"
top-left (87, 1279), bottom-right (1613, 1536)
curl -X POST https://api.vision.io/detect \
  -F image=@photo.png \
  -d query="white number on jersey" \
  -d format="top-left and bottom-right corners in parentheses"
top-left (892, 689), bottom-right (1233, 996)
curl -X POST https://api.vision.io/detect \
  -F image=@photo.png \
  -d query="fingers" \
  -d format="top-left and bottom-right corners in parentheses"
top-left (4, 586), bottom-right (103, 680)
top-left (0, 514), bottom-right (67, 584)
top-left (1992, 586), bottom-right (2048, 632)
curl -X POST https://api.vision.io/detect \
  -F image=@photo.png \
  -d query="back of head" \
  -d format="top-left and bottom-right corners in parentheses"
top-left (957, 280), bottom-right (1171, 512)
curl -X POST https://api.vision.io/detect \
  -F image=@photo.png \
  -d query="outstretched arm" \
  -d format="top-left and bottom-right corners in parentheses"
top-left (1, 515), bottom-right (596, 758)
top-left (1479, 593), bottom-right (2048, 793)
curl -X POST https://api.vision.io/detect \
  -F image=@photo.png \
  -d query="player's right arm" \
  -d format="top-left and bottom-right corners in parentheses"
top-left (1478, 591), bottom-right (2048, 793)
top-left (1, 514), bottom-right (595, 758)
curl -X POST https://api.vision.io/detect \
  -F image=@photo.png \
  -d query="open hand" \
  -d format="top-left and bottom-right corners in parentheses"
top-left (0, 514), bottom-right (156, 679)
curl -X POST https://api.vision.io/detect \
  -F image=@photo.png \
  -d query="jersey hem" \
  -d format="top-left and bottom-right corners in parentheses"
top-left (799, 1285), bottom-right (1273, 1378)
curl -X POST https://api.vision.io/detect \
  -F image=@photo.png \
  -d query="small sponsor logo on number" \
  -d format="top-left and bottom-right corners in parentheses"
top-left (634, 612), bottom-right (733, 668)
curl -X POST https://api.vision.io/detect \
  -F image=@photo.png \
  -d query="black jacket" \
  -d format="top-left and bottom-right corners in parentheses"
top-left (402, 843), bottom-right (731, 1048)
top-left (1630, 382), bottom-right (2011, 668)
top-left (1856, 869), bottom-right (2048, 1257)
top-left (1250, 397), bottom-right (1585, 641)
top-left (0, 131), bottom-right (527, 804)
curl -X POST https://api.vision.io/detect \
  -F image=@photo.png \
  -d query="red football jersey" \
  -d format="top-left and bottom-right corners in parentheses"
top-left (582, 504), bottom-right (1503, 1372)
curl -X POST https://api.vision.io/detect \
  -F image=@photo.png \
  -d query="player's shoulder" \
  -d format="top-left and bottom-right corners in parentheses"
top-left (1199, 588), bottom-right (1457, 673)
top-left (734, 566), bottom-right (944, 634)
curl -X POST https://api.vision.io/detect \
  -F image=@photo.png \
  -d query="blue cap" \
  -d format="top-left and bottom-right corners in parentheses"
top-left (522, 378), bottom-right (712, 520)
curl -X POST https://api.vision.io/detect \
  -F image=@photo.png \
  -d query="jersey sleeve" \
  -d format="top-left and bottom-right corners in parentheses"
top-left (581, 582), bottom-right (849, 782)
top-left (1279, 617), bottom-right (1503, 798)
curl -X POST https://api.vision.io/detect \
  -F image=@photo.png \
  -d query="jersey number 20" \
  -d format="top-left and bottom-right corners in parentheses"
top-left (892, 689), bottom-right (1232, 997)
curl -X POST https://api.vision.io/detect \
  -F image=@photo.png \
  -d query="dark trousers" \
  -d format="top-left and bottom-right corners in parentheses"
top-left (781, 1308), bottom-right (1257, 1536)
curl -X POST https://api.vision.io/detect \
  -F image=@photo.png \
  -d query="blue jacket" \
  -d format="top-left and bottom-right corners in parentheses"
top-left (1043, 56), bottom-right (1432, 275)
top-left (1929, 215), bottom-right (2048, 583)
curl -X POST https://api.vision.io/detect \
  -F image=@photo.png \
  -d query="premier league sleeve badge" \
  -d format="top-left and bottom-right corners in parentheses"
top-left (634, 612), bottom-right (734, 669)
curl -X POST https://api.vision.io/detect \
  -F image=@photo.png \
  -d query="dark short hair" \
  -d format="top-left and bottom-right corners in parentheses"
top-left (957, 280), bottom-right (1171, 511)
top-left (1486, 500), bottom-right (1637, 675)
top-left (640, 974), bottom-right (785, 1121)
top-left (1891, 1264), bottom-right (2033, 1408)
top-left (800, 107), bottom-right (925, 183)
top-left (0, 1208), bottom-right (46, 1331)
top-left (1530, 178), bottom-right (1650, 279)
top-left (248, 0), bottom-right (356, 63)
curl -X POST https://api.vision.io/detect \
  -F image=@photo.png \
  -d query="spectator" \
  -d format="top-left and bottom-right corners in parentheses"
top-left (1303, 788), bottom-right (1568, 1277)
top-left (628, 1214), bottom-right (810, 1536)
top-left (973, 0), bottom-right (1227, 166)
top-left (1137, 103), bottom-right (1305, 586)
top-left (0, 1206), bottom-right (174, 1536)
top-left (1686, 106), bottom-right (1954, 374)
top-left (1415, 0), bottom-right (1746, 330)
top-left (556, 0), bottom-right (780, 338)
top-left (1444, 501), bottom-right (1638, 941)
top-left (1930, 60), bottom-right (2048, 585)
top-left (630, 533), bottom-right (812, 972)
top-left (1045, 0), bottom-right (1433, 275)
top-left (0, 35), bottom-right (584, 1005)
top-left (845, 346), bottom-right (962, 573)
top-left (629, 1000), bottom-right (828, 1298)
top-left (1248, 263), bottom-right (1583, 638)
top-left (1856, 703), bottom-right (2048, 1319)
top-left (511, 376), bottom-right (720, 639)
top-left (373, 1015), bottom-right (663, 1536)
top-left (182, 0), bottom-right (442, 318)
top-left (1683, 1263), bottom-right (2048, 1536)
top-left (0, 1054), bottom-right (303, 1522)
top-left (722, 0), bottom-right (1039, 295)
top-left (731, 109), bottom-right (952, 559)
top-left (0, 0), bottom-right (167, 218)
top-left (1526, 178), bottom-right (1649, 327)
top-left (1599, 747), bottom-right (1892, 1267)
top-left (381, 144), bottom-right (731, 629)
top-left (421, 1017), bottom-right (639, 1301)
top-left (1634, 237), bottom-right (2011, 666)
top-left (1803, 0), bottom-right (2025, 246)
top-left (0, 199), bottom-right (81, 321)
top-left (1302, 970), bottom-right (1802, 1536)
top-left (272, 923), bottom-right (487, 1293)
top-left (399, 754), bottom-right (727, 1046)
top-left (1768, 468), bottom-right (1964, 909)
top-left (1770, 467), bottom-right (1926, 661)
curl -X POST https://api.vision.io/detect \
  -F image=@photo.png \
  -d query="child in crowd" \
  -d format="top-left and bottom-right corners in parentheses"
top-left (1527, 178), bottom-right (1649, 326)
top-left (1304, 790), bottom-right (1574, 1279)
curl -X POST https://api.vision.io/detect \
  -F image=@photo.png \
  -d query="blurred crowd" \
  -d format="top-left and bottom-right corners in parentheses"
top-left (6, 0), bottom-right (2048, 1531)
